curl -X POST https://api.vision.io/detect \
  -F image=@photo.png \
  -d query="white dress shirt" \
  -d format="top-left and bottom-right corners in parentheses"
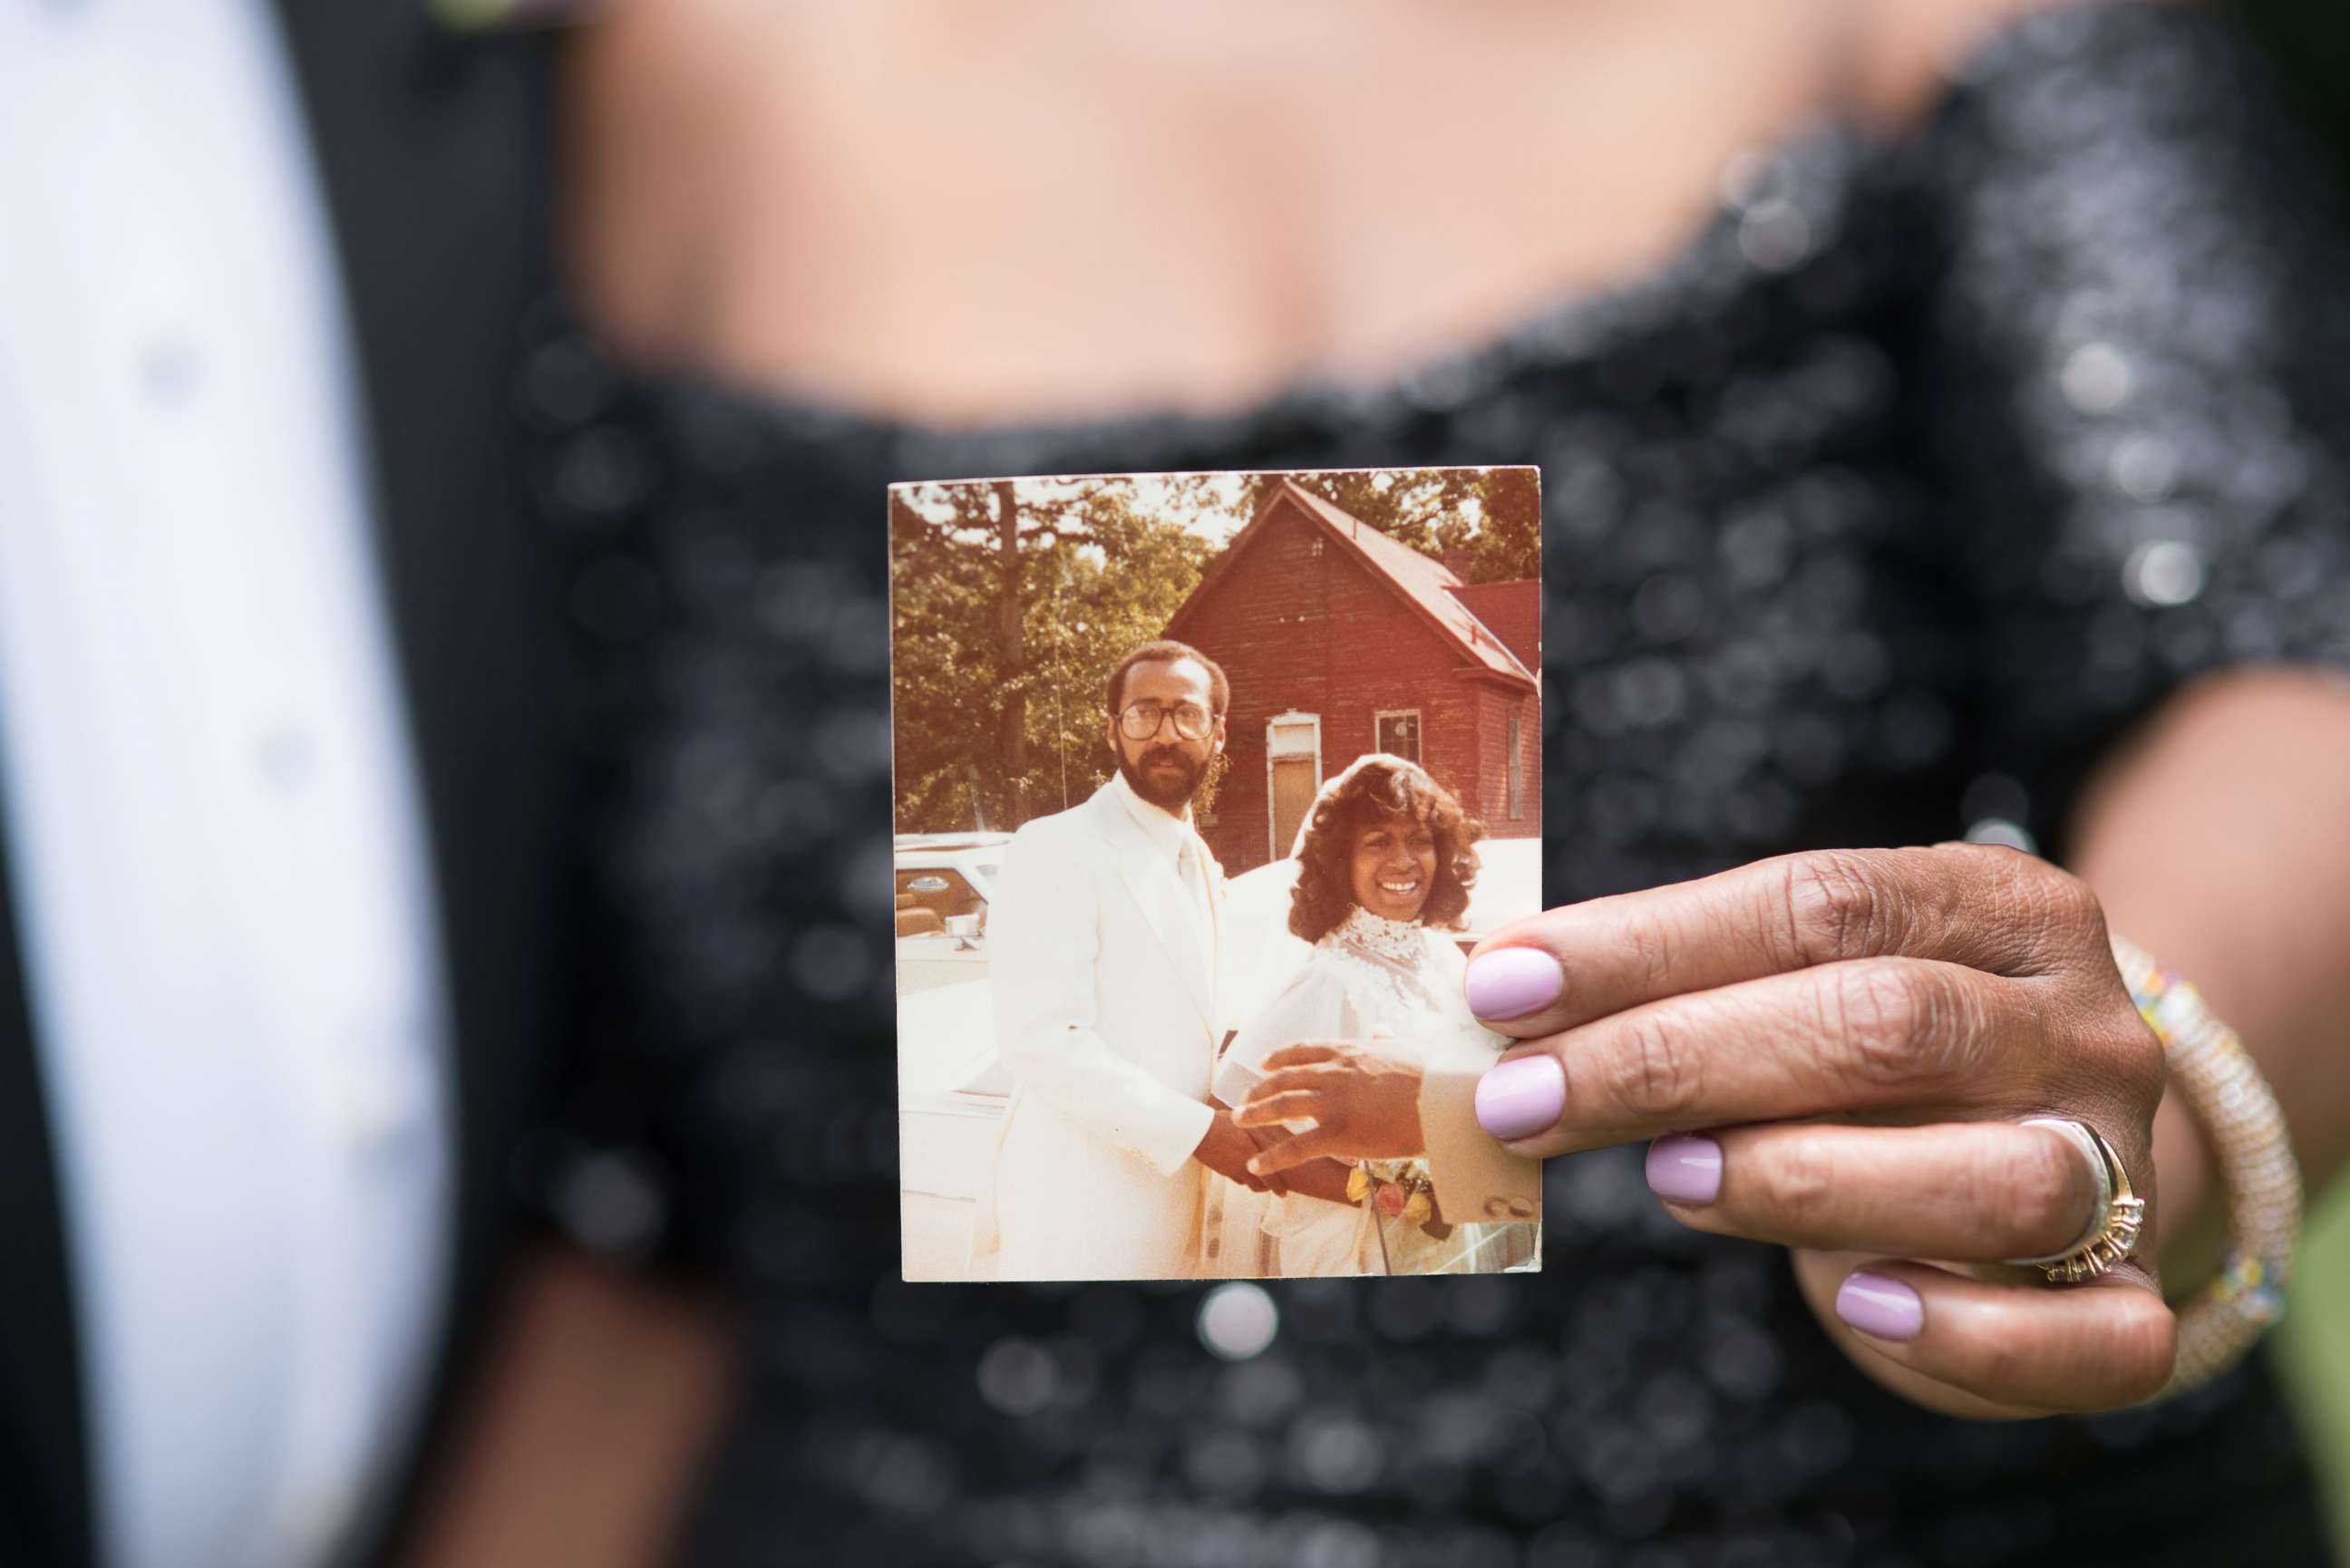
top-left (0, 5), bottom-right (454, 1568)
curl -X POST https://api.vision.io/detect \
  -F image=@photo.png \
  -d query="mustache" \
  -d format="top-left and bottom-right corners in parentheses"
top-left (1141, 745), bottom-right (1192, 769)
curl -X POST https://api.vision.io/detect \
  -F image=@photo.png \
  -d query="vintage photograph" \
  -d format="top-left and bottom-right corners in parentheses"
top-left (893, 469), bottom-right (1544, 1282)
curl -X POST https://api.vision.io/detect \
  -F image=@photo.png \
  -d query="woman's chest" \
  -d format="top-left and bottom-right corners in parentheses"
top-left (567, 0), bottom-right (1850, 424)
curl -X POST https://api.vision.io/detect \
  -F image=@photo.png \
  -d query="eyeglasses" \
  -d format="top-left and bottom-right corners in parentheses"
top-left (1118, 700), bottom-right (1216, 742)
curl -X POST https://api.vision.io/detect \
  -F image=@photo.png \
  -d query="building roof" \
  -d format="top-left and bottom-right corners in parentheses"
top-left (1445, 580), bottom-right (1542, 673)
top-left (1166, 479), bottom-right (1539, 690)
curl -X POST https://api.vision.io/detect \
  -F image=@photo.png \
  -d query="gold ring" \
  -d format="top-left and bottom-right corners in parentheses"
top-left (2005, 1117), bottom-right (2144, 1283)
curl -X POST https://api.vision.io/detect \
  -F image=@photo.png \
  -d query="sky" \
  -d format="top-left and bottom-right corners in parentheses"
top-left (896, 468), bottom-right (1490, 551)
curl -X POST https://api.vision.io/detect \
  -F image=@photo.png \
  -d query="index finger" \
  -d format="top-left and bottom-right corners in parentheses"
top-left (1463, 845), bottom-right (2104, 1039)
top-left (1258, 1043), bottom-right (1348, 1071)
top-left (1233, 1063), bottom-right (1345, 1128)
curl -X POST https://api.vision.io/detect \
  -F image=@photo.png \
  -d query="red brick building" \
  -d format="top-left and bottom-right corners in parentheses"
top-left (1164, 479), bottom-right (1541, 874)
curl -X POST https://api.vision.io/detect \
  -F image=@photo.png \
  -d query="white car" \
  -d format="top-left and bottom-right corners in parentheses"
top-left (894, 833), bottom-right (1012, 1280)
top-left (892, 830), bottom-right (1008, 987)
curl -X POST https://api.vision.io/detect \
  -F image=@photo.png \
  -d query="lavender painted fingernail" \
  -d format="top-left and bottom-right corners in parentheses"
top-left (1474, 1055), bottom-right (1565, 1141)
top-left (1464, 947), bottom-right (1562, 1021)
top-left (1835, 1271), bottom-right (1924, 1342)
top-left (1645, 1135), bottom-right (1723, 1205)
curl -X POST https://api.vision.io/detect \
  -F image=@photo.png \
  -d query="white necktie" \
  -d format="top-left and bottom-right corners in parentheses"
top-left (1174, 837), bottom-right (1216, 997)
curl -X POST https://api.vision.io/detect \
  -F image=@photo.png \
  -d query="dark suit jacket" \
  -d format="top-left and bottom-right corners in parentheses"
top-left (0, 9), bottom-right (565, 1565)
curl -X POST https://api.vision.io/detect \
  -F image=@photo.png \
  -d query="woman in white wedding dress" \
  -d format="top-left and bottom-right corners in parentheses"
top-left (1209, 755), bottom-right (1538, 1276)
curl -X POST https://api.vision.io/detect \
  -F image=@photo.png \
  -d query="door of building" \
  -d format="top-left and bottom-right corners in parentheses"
top-left (1271, 757), bottom-right (1317, 860)
top-left (1266, 711), bottom-right (1322, 859)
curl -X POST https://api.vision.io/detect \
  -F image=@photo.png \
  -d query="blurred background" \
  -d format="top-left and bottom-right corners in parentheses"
top-left (2285, 1204), bottom-right (2350, 1546)
top-left (2204, 0), bottom-right (2350, 1549)
top-left (14, 2), bottom-right (2350, 1565)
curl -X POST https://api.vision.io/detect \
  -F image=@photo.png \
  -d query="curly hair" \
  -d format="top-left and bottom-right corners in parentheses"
top-left (1288, 755), bottom-right (1485, 944)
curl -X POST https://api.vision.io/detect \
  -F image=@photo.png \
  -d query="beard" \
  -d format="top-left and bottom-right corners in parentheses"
top-left (1119, 741), bottom-right (1208, 810)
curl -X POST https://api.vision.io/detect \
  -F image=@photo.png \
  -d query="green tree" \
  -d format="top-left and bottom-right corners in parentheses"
top-left (1258, 468), bottom-right (1541, 582)
top-left (891, 478), bottom-right (1217, 832)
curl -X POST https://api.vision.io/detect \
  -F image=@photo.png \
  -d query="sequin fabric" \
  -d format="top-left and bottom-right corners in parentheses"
top-left (526, 5), bottom-right (2348, 1563)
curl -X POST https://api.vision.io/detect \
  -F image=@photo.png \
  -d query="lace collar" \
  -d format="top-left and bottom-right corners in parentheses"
top-left (1330, 905), bottom-right (1429, 969)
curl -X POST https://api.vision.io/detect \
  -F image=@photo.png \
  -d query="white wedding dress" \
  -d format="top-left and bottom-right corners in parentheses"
top-left (1208, 905), bottom-right (1537, 1276)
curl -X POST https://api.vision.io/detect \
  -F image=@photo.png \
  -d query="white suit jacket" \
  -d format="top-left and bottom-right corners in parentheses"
top-left (969, 779), bottom-right (1223, 1280)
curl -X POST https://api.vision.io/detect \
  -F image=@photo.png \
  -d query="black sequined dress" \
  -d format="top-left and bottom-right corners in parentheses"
top-left (527, 6), bottom-right (2350, 1564)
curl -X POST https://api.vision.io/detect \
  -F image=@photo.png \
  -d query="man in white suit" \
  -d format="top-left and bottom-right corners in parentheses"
top-left (971, 640), bottom-right (1277, 1280)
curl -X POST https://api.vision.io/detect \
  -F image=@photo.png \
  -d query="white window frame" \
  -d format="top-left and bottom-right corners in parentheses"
top-left (1374, 708), bottom-right (1423, 764)
top-left (1265, 711), bottom-right (1323, 863)
top-left (1507, 706), bottom-right (1526, 820)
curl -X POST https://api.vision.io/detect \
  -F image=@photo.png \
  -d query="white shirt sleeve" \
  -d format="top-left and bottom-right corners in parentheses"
top-left (1215, 964), bottom-right (1373, 1245)
top-left (1211, 963), bottom-right (1357, 1110)
top-left (0, 12), bottom-right (452, 1568)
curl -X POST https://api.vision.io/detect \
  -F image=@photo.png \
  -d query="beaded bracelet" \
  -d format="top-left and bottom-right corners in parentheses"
top-left (2111, 935), bottom-right (2303, 1399)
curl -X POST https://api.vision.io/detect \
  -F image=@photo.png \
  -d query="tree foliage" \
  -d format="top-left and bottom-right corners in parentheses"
top-left (1265, 468), bottom-right (1540, 584)
top-left (890, 479), bottom-right (1217, 831)
top-left (890, 469), bottom-right (1538, 833)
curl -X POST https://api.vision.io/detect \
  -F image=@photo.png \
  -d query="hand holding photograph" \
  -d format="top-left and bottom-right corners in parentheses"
top-left (892, 469), bottom-right (1543, 1282)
